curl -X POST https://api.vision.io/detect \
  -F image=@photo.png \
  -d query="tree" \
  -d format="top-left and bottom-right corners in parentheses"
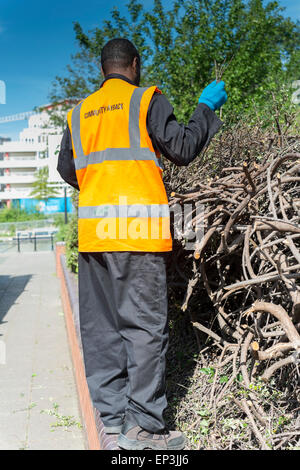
top-left (30, 167), bottom-right (59, 203)
top-left (49, 0), bottom-right (300, 126)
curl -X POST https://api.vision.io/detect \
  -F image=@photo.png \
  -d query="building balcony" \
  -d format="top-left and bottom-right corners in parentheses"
top-left (0, 175), bottom-right (37, 184)
top-left (0, 141), bottom-right (45, 153)
top-left (0, 189), bottom-right (32, 200)
top-left (0, 159), bottom-right (40, 169)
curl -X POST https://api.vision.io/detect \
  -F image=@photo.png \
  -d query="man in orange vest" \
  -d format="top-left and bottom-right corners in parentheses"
top-left (57, 38), bottom-right (227, 450)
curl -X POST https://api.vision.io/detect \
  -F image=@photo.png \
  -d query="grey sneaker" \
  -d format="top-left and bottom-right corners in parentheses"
top-left (104, 424), bottom-right (123, 435)
top-left (118, 419), bottom-right (186, 450)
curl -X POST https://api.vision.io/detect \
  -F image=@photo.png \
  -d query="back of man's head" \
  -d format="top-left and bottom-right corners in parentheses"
top-left (101, 38), bottom-right (140, 75)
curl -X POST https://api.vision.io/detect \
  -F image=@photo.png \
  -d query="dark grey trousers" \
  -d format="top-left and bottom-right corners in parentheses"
top-left (78, 251), bottom-right (169, 433)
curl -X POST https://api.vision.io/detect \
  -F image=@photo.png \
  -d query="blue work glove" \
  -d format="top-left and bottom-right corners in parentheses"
top-left (198, 80), bottom-right (228, 111)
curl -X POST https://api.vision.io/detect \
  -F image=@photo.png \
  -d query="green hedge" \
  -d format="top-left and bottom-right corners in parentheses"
top-left (65, 189), bottom-right (79, 273)
top-left (65, 214), bottom-right (78, 273)
top-left (0, 207), bottom-right (47, 222)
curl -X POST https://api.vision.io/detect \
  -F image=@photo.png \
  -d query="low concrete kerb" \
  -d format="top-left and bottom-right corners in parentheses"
top-left (55, 243), bottom-right (118, 450)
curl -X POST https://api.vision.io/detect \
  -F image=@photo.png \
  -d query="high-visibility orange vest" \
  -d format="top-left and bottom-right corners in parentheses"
top-left (67, 78), bottom-right (172, 252)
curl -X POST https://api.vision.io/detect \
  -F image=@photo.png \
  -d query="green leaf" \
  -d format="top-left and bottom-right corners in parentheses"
top-left (219, 375), bottom-right (229, 384)
top-left (199, 367), bottom-right (215, 377)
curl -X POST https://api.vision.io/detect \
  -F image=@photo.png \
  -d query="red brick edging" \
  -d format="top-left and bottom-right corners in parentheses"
top-left (55, 243), bottom-right (101, 450)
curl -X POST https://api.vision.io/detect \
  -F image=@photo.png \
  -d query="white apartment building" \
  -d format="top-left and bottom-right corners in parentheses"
top-left (0, 108), bottom-right (71, 213)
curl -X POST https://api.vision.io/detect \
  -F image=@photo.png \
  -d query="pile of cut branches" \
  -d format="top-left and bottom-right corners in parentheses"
top-left (164, 120), bottom-right (300, 449)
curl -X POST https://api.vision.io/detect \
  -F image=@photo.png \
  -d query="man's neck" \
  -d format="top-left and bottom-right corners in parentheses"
top-left (100, 72), bottom-right (136, 88)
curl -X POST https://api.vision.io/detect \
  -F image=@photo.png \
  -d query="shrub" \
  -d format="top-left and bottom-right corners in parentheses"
top-left (65, 214), bottom-right (78, 273)
top-left (65, 189), bottom-right (79, 273)
top-left (0, 207), bottom-right (46, 222)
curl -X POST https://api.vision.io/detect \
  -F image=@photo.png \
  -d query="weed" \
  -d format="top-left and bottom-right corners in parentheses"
top-left (40, 402), bottom-right (82, 430)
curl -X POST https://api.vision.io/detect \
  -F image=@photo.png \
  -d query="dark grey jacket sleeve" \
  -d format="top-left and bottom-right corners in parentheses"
top-left (147, 93), bottom-right (223, 166)
top-left (57, 126), bottom-right (79, 190)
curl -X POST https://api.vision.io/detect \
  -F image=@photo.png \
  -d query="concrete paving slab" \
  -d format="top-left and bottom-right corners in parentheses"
top-left (0, 251), bottom-right (86, 450)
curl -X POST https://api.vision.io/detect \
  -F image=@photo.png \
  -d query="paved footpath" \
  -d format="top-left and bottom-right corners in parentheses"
top-left (0, 251), bottom-right (86, 450)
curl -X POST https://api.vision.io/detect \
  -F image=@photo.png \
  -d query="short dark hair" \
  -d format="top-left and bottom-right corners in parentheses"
top-left (101, 38), bottom-right (140, 74)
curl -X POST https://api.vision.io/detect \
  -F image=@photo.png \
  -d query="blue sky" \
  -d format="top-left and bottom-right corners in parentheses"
top-left (281, 0), bottom-right (300, 19)
top-left (0, 0), bottom-right (159, 139)
top-left (0, 0), bottom-right (299, 140)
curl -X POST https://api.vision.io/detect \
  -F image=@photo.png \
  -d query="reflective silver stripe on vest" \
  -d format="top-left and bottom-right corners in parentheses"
top-left (78, 204), bottom-right (170, 219)
top-left (129, 87), bottom-right (146, 149)
top-left (71, 87), bottom-right (164, 171)
top-left (74, 147), bottom-right (163, 170)
top-left (71, 102), bottom-right (84, 160)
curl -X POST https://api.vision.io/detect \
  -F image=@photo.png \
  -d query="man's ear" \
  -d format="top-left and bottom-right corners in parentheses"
top-left (132, 56), bottom-right (139, 71)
